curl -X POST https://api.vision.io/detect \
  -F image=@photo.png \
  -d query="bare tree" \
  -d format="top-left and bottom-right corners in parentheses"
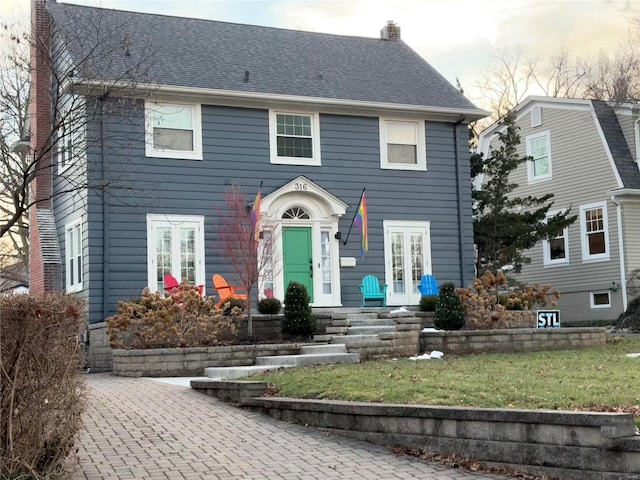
top-left (215, 186), bottom-right (280, 336)
top-left (0, 24), bottom-right (29, 283)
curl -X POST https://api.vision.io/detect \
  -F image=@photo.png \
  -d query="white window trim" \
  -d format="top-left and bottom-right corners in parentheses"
top-left (379, 117), bottom-right (426, 171)
top-left (580, 201), bottom-right (610, 263)
top-left (590, 291), bottom-right (611, 309)
top-left (146, 214), bottom-right (205, 293)
top-left (526, 130), bottom-right (552, 183)
top-left (145, 101), bottom-right (203, 160)
top-left (65, 218), bottom-right (83, 293)
top-left (269, 110), bottom-right (321, 166)
top-left (57, 107), bottom-right (84, 174)
top-left (543, 210), bottom-right (569, 267)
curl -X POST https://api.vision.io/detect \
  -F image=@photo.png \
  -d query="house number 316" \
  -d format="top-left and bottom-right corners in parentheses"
top-left (294, 183), bottom-right (308, 191)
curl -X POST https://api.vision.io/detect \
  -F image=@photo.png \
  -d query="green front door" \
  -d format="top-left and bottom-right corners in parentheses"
top-left (283, 227), bottom-right (313, 303)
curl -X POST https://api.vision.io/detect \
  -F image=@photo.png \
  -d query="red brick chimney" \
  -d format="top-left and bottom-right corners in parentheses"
top-left (29, 0), bottom-right (61, 293)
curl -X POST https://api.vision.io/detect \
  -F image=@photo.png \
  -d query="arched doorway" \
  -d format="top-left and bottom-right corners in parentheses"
top-left (260, 177), bottom-right (347, 306)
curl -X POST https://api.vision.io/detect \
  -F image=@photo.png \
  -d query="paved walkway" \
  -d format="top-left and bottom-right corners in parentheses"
top-left (72, 374), bottom-right (511, 480)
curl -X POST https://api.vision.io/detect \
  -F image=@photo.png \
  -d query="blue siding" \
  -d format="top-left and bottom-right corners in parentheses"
top-left (57, 100), bottom-right (475, 323)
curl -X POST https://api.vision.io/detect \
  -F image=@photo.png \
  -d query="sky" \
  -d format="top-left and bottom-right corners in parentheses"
top-left (1, 0), bottom-right (638, 108)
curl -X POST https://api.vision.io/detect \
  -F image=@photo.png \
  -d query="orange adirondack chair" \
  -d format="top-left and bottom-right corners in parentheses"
top-left (212, 274), bottom-right (248, 308)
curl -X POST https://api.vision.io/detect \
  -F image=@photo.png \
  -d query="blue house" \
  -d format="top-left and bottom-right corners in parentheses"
top-left (29, 0), bottom-right (487, 327)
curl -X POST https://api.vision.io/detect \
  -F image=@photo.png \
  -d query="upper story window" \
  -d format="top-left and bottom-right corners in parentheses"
top-left (526, 131), bottom-right (552, 183)
top-left (269, 111), bottom-right (321, 166)
top-left (145, 101), bottom-right (202, 160)
top-left (543, 211), bottom-right (569, 266)
top-left (580, 201), bottom-right (609, 262)
top-left (379, 118), bottom-right (426, 171)
top-left (65, 218), bottom-right (83, 293)
top-left (57, 107), bottom-right (84, 173)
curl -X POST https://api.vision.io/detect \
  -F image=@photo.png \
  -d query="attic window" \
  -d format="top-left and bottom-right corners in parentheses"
top-left (145, 101), bottom-right (202, 160)
top-left (531, 106), bottom-right (542, 127)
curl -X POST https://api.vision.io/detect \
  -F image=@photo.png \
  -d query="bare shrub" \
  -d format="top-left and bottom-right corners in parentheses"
top-left (106, 282), bottom-right (240, 349)
top-left (457, 271), bottom-right (559, 330)
top-left (1, 292), bottom-right (88, 479)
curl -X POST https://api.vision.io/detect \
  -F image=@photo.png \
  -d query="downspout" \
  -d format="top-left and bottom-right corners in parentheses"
top-left (634, 118), bottom-right (640, 169)
top-left (611, 195), bottom-right (628, 311)
top-left (100, 98), bottom-right (111, 321)
top-left (453, 118), bottom-right (469, 287)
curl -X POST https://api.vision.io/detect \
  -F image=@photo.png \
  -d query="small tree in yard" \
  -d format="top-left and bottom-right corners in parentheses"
top-left (283, 281), bottom-right (315, 337)
top-left (215, 185), bottom-right (278, 335)
top-left (473, 112), bottom-right (576, 274)
top-left (434, 283), bottom-right (466, 331)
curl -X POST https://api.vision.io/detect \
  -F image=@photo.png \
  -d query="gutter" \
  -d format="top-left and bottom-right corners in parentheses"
top-left (65, 77), bottom-right (490, 121)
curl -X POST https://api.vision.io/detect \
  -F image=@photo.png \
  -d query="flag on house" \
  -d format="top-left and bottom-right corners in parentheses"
top-left (250, 186), bottom-right (261, 241)
top-left (354, 191), bottom-right (368, 256)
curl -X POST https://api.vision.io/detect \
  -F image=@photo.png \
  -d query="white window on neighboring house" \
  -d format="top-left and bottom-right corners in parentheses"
top-left (580, 201), bottom-right (610, 262)
top-left (526, 131), bottom-right (552, 182)
top-left (379, 118), bottom-right (426, 171)
top-left (145, 101), bottom-right (202, 159)
top-left (543, 211), bottom-right (569, 266)
top-left (65, 219), bottom-right (83, 292)
top-left (146, 214), bottom-right (205, 293)
top-left (590, 291), bottom-right (611, 309)
top-left (57, 109), bottom-right (83, 173)
top-left (269, 111), bottom-right (321, 166)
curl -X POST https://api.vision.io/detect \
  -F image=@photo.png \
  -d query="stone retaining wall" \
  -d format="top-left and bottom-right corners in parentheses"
top-left (191, 380), bottom-right (640, 480)
top-left (421, 327), bottom-right (606, 355)
top-left (87, 322), bottom-right (112, 373)
top-left (112, 343), bottom-right (305, 377)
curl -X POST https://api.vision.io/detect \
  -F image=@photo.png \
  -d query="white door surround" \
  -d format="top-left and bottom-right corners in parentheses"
top-left (260, 176), bottom-right (348, 306)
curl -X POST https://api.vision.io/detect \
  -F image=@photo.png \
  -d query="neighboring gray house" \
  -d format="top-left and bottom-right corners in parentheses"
top-left (478, 96), bottom-right (640, 323)
top-left (30, 0), bottom-right (487, 325)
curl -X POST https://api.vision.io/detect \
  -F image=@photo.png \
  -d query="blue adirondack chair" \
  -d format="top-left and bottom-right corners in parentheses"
top-left (359, 275), bottom-right (387, 307)
top-left (417, 274), bottom-right (439, 296)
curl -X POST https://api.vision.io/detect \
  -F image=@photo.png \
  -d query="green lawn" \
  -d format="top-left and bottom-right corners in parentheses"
top-left (255, 336), bottom-right (640, 413)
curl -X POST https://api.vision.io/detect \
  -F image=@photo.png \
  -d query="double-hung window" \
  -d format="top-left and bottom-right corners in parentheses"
top-left (379, 118), bottom-right (426, 171)
top-left (526, 131), bottom-right (552, 182)
top-left (65, 219), bottom-right (83, 292)
top-left (580, 201), bottom-right (609, 262)
top-left (543, 211), bottom-right (569, 266)
top-left (145, 101), bottom-right (202, 159)
top-left (57, 107), bottom-right (83, 173)
top-left (269, 111), bottom-right (321, 165)
top-left (146, 214), bottom-right (205, 293)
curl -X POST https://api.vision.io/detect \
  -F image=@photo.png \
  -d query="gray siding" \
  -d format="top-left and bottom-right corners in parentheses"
top-left (62, 100), bottom-right (474, 323)
top-left (489, 106), bottom-right (623, 321)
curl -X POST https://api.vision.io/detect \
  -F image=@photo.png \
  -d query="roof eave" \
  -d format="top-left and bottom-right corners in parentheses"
top-left (68, 78), bottom-right (490, 121)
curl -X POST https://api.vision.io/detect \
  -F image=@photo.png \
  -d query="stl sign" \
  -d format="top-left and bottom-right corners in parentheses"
top-left (537, 310), bottom-right (560, 328)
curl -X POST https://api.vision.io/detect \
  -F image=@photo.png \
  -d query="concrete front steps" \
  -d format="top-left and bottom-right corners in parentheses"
top-left (204, 343), bottom-right (359, 380)
top-left (315, 310), bottom-right (397, 346)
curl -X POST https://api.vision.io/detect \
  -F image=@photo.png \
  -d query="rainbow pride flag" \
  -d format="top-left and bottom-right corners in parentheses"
top-left (354, 192), bottom-right (368, 256)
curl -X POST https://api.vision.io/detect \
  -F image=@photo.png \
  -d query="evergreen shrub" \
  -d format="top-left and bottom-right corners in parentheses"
top-left (419, 295), bottom-right (438, 312)
top-left (257, 297), bottom-right (282, 314)
top-left (434, 282), bottom-right (466, 330)
top-left (282, 281), bottom-right (315, 337)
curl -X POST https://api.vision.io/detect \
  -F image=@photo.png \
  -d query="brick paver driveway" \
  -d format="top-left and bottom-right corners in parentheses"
top-left (73, 374), bottom-right (510, 480)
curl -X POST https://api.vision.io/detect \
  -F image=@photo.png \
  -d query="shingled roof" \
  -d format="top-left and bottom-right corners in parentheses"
top-left (48, 2), bottom-right (485, 117)
top-left (591, 100), bottom-right (640, 189)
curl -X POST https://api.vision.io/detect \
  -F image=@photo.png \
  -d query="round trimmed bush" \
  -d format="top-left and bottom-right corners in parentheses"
top-left (419, 295), bottom-right (438, 312)
top-left (257, 297), bottom-right (282, 314)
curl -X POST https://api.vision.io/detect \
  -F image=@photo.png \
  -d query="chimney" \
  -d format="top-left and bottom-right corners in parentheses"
top-left (29, 0), bottom-right (62, 293)
top-left (380, 20), bottom-right (401, 41)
